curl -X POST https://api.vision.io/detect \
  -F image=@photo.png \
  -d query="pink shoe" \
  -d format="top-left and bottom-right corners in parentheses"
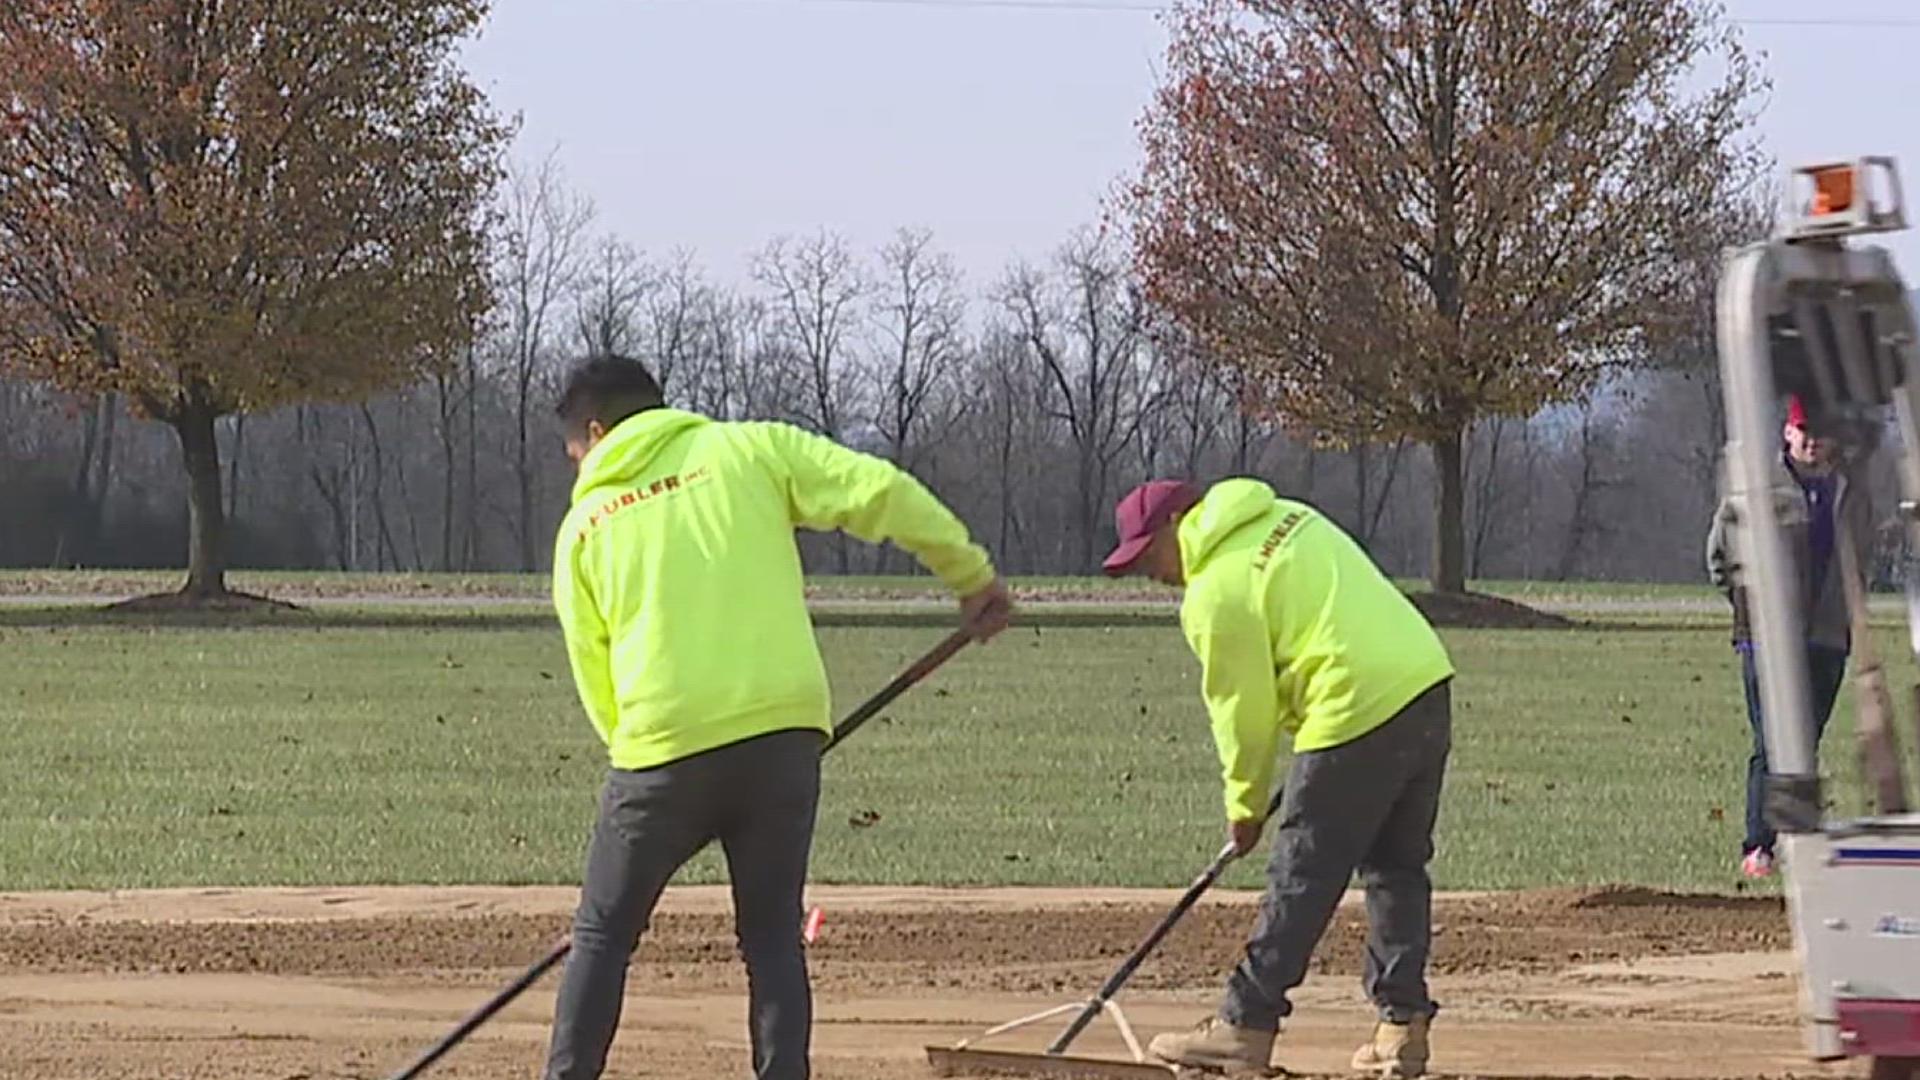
top-left (1741, 849), bottom-right (1774, 879)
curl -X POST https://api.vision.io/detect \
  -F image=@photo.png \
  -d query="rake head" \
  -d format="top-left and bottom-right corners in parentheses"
top-left (924, 1044), bottom-right (1177, 1080)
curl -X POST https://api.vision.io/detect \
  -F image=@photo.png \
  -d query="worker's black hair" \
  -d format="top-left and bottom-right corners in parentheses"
top-left (555, 354), bottom-right (666, 438)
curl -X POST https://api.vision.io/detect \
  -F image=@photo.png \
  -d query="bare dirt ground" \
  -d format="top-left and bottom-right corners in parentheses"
top-left (0, 884), bottom-right (1858, 1080)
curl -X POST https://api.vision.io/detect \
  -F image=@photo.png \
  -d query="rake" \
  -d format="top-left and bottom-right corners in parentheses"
top-left (925, 786), bottom-right (1284, 1080)
top-left (383, 627), bottom-right (975, 1080)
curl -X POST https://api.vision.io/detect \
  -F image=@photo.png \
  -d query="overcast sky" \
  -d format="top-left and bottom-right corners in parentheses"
top-left (459, 0), bottom-right (1920, 290)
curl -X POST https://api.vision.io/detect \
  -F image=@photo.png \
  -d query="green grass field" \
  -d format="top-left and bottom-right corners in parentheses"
top-left (1, 602), bottom-right (1905, 895)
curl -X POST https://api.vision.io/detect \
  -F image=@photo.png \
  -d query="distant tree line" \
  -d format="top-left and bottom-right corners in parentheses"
top-left (10, 0), bottom-right (1877, 594)
top-left (0, 158), bottom-right (1770, 585)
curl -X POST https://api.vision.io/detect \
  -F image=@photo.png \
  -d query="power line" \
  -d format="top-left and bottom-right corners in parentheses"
top-left (677, 0), bottom-right (1920, 26)
top-left (692, 0), bottom-right (1168, 11)
top-left (1738, 16), bottom-right (1920, 27)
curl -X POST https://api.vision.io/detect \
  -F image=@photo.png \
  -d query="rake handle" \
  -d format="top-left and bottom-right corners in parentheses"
top-left (1045, 784), bottom-right (1287, 1057)
top-left (1044, 846), bottom-right (1236, 1055)
top-left (386, 936), bottom-right (571, 1080)
top-left (826, 628), bottom-right (973, 752)
top-left (385, 627), bottom-right (975, 1080)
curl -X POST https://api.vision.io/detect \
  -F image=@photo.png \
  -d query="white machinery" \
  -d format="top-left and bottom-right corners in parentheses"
top-left (1717, 157), bottom-right (1920, 1080)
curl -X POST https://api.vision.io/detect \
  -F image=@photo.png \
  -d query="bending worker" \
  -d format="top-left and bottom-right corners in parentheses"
top-left (1102, 476), bottom-right (1454, 1079)
top-left (544, 354), bottom-right (1012, 1080)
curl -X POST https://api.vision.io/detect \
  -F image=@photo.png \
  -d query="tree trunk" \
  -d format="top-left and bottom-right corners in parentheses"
top-left (173, 400), bottom-right (228, 598)
top-left (227, 414), bottom-right (246, 522)
top-left (58, 395), bottom-right (108, 567)
top-left (347, 419), bottom-right (362, 570)
top-left (516, 384), bottom-right (535, 571)
top-left (1431, 428), bottom-right (1466, 594)
top-left (1353, 442), bottom-right (1370, 545)
top-left (1296, 444), bottom-right (1318, 503)
top-left (1426, 18), bottom-right (1466, 596)
top-left (997, 398), bottom-right (1017, 563)
top-left (360, 404), bottom-right (402, 571)
top-left (1558, 409), bottom-right (1607, 582)
top-left (1468, 419), bottom-right (1507, 578)
top-left (463, 350), bottom-right (479, 571)
top-left (439, 371), bottom-right (457, 571)
top-left (300, 406), bottom-right (351, 571)
top-left (1366, 439), bottom-right (1408, 547)
top-left (91, 392), bottom-right (118, 559)
top-left (1520, 422), bottom-right (1538, 579)
top-left (1076, 451), bottom-right (1098, 572)
top-left (380, 397), bottom-right (424, 572)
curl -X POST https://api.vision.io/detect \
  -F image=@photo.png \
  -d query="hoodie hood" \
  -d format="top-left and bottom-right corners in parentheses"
top-left (571, 408), bottom-right (710, 504)
top-left (1178, 478), bottom-right (1279, 576)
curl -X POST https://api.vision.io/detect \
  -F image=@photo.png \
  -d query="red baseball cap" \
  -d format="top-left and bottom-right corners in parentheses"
top-left (1786, 395), bottom-right (1808, 428)
top-left (1102, 480), bottom-right (1205, 576)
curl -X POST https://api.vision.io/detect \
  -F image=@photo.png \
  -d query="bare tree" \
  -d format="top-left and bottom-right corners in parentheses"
top-left (224, 416), bottom-right (246, 524)
top-left (2, 211), bottom-right (1824, 588)
top-left (643, 250), bottom-right (716, 403)
top-left (298, 406), bottom-right (355, 571)
top-left (755, 232), bottom-right (868, 571)
top-left (494, 157), bottom-right (594, 570)
top-left (1133, 332), bottom-right (1218, 479)
top-left (685, 290), bottom-right (781, 422)
top-left (756, 231), bottom-right (867, 439)
top-left (54, 392), bottom-right (118, 567)
top-left (1215, 364), bottom-right (1282, 477)
top-left (1644, 194), bottom-right (1773, 498)
top-left (1467, 418), bottom-right (1510, 578)
top-left (1557, 403), bottom-right (1624, 580)
top-left (575, 236), bottom-right (652, 359)
top-left (1352, 440), bottom-right (1411, 553)
top-left (1000, 230), bottom-right (1158, 570)
top-left (869, 228), bottom-right (965, 469)
top-left (358, 404), bottom-right (403, 570)
top-left (972, 327), bottom-right (1046, 567)
top-left (433, 348), bottom-right (475, 571)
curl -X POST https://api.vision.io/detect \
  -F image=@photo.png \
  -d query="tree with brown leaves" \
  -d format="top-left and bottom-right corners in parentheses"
top-left (1128, 0), bottom-right (1763, 593)
top-left (0, 0), bottom-right (506, 604)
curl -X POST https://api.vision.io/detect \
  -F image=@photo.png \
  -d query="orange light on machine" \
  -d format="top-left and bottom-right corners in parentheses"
top-left (1782, 156), bottom-right (1906, 242)
top-left (1812, 164), bottom-right (1857, 215)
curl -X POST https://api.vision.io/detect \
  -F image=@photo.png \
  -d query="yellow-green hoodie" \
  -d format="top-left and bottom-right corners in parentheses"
top-left (1178, 479), bottom-right (1454, 821)
top-left (553, 408), bottom-right (996, 770)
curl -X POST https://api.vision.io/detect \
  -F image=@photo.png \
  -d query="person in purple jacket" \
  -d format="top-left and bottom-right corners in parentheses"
top-left (1705, 395), bottom-right (1875, 878)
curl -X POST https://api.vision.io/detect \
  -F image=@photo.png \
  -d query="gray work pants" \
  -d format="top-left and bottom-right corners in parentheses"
top-left (544, 728), bottom-right (824, 1080)
top-left (1220, 680), bottom-right (1452, 1031)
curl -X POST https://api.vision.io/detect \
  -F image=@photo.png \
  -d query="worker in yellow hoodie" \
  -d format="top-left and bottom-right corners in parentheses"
top-left (1103, 478), bottom-right (1453, 1079)
top-left (542, 355), bottom-right (1011, 1080)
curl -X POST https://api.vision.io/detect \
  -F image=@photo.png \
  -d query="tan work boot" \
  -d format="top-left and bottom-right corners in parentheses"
top-left (1350, 1016), bottom-right (1430, 1078)
top-left (1147, 1017), bottom-right (1276, 1075)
